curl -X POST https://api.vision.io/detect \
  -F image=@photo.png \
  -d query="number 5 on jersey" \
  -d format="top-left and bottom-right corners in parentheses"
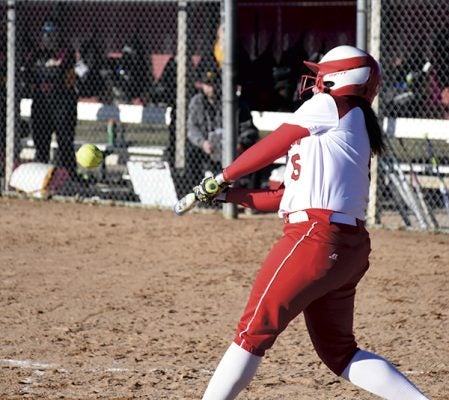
top-left (290, 153), bottom-right (301, 180)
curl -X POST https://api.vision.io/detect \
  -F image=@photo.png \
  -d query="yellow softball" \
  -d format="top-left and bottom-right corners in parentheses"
top-left (76, 144), bottom-right (104, 169)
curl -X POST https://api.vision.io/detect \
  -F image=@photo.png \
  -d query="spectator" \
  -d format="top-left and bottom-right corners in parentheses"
top-left (428, 26), bottom-right (449, 119)
top-left (185, 69), bottom-right (259, 192)
top-left (194, 23), bottom-right (224, 84)
top-left (438, 87), bottom-right (449, 119)
top-left (29, 20), bottom-right (78, 180)
top-left (291, 31), bottom-right (326, 108)
top-left (185, 70), bottom-right (224, 189)
top-left (118, 33), bottom-right (153, 104)
top-left (75, 34), bottom-right (107, 100)
top-left (274, 34), bottom-right (311, 112)
top-left (153, 54), bottom-right (197, 170)
top-left (384, 41), bottom-right (433, 118)
top-left (195, 23), bottom-right (252, 103)
top-left (243, 35), bottom-right (278, 111)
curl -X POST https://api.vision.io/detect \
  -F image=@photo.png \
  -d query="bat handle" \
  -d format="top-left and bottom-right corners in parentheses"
top-left (173, 192), bottom-right (199, 216)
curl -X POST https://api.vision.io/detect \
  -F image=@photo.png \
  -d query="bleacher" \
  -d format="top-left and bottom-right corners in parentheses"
top-left (383, 117), bottom-right (449, 189)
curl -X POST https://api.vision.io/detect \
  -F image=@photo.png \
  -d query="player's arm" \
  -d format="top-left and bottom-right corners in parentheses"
top-left (220, 186), bottom-right (285, 212)
top-left (221, 123), bottom-right (309, 183)
top-left (190, 123), bottom-right (308, 207)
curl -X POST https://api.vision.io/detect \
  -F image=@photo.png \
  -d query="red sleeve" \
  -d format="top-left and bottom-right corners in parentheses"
top-left (225, 186), bottom-right (285, 212)
top-left (223, 123), bottom-right (310, 182)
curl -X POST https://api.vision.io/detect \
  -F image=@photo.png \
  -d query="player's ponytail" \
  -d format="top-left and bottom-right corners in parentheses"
top-left (353, 97), bottom-right (385, 156)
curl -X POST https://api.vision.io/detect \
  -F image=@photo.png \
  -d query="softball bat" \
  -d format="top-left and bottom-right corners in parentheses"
top-left (173, 192), bottom-right (199, 216)
top-left (173, 178), bottom-right (220, 216)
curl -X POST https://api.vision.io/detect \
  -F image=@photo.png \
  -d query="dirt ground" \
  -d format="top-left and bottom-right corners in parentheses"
top-left (0, 197), bottom-right (448, 400)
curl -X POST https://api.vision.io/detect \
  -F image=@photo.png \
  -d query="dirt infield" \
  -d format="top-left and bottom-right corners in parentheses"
top-left (0, 197), bottom-right (448, 399)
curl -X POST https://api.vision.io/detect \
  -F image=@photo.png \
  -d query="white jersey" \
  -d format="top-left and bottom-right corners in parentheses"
top-left (279, 93), bottom-right (371, 220)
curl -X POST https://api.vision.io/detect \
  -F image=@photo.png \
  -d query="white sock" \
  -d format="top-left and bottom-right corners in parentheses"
top-left (202, 342), bottom-right (262, 400)
top-left (341, 349), bottom-right (429, 399)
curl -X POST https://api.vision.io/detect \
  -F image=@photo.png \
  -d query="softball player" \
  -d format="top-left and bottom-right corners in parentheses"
top-left (194, 45), bottom-right (429, 399)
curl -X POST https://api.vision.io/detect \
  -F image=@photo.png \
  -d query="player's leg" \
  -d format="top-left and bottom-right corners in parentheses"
top-left (235, 219), bottom-right (371, 355)
top-left (303, 281), bottom-right (361, 375)
top-left (341, 349), bottom-right (429, 399)
top-left (202, 219), bottom-right (365, 399)
top-left (202, 343), bottom-right (261, 400)
top-left (202, 220), bottom-right (324, 399)
top-left (304, 271), bottom-right (429, 399)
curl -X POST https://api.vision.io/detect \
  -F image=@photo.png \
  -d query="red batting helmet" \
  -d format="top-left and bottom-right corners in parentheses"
top-left (299, 45), bottom-right (381, 104)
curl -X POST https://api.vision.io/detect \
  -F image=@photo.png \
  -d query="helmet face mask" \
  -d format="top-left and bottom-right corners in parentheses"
top-left (299, 45), bottom-right (381, 104)
top-left (299, 74), bottom-right (319, 97)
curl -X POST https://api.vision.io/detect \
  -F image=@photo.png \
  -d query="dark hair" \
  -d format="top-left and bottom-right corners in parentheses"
top-left (349, 96), bottom-right (385, 156)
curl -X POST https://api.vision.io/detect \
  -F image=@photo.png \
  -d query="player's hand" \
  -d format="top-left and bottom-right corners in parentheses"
top-left (193, 176), bottom-right (229, 203)
top-left (202, 140), bottom-right (213, 155)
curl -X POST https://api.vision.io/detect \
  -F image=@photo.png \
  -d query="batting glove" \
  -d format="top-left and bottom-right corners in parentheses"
top-left (193, 176), bottom-right (229, 203)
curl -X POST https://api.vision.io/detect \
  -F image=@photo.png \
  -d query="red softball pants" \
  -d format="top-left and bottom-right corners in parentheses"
top-left (234, 209), bottom-right (371, 376)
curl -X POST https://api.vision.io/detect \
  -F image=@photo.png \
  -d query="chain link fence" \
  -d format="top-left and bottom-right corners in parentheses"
top-left (377, 0), bottom-right (449, 230)
top-left (1, 0), bottom-right (224, 207)
top-left (1, 0), bottom-right (449, 231)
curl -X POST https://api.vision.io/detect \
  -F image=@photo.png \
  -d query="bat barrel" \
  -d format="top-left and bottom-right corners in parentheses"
top-left (173, 192), bottom-right (198, 216)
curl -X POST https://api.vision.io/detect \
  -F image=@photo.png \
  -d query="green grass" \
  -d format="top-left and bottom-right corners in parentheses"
top-left (74, 120), bottom-right (170, 147)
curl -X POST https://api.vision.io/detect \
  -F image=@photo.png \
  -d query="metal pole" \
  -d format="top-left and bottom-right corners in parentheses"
top-left (366, 0), bottom-right (382, 226)
top-left (4, 0), bottom-right (15, 190)
top-left (356, 0), bottom-right (367, 50)
top-left (175, 0), bottom-right (187, 169)
top-left (222, 0), bottom-right (237, 219)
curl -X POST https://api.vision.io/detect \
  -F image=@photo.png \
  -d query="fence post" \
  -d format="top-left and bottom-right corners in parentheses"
top-left (222, 0), bottom-right (237, 219)
top-left (4, 0), bottom-right (15, 191)
top-left (175, 0), bottom-right (187, 170)
top-left (356, 0), bottom-right (367, 50)
top-left (366, 0), bottom-right (382, 226)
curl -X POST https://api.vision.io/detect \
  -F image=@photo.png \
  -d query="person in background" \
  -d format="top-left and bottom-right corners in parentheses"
top-left (427, 26), bottom-right (449, 119)
top-left (191, 45), bottom-right (429, 400)
top-left (29, 20), bottom-right (78, 180)
top-left (118, 33), bottom-right (153, 105)
top-left (75, 34), bottom-right (107, 100)
top-left (153, 53), bottom-right (197, 171)
top-left (194, 23), bottom-right (224, 85)
top-left (195, 22), bottom-right (252, 106)
top-left (185, 69), bottom-right (259, 194)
